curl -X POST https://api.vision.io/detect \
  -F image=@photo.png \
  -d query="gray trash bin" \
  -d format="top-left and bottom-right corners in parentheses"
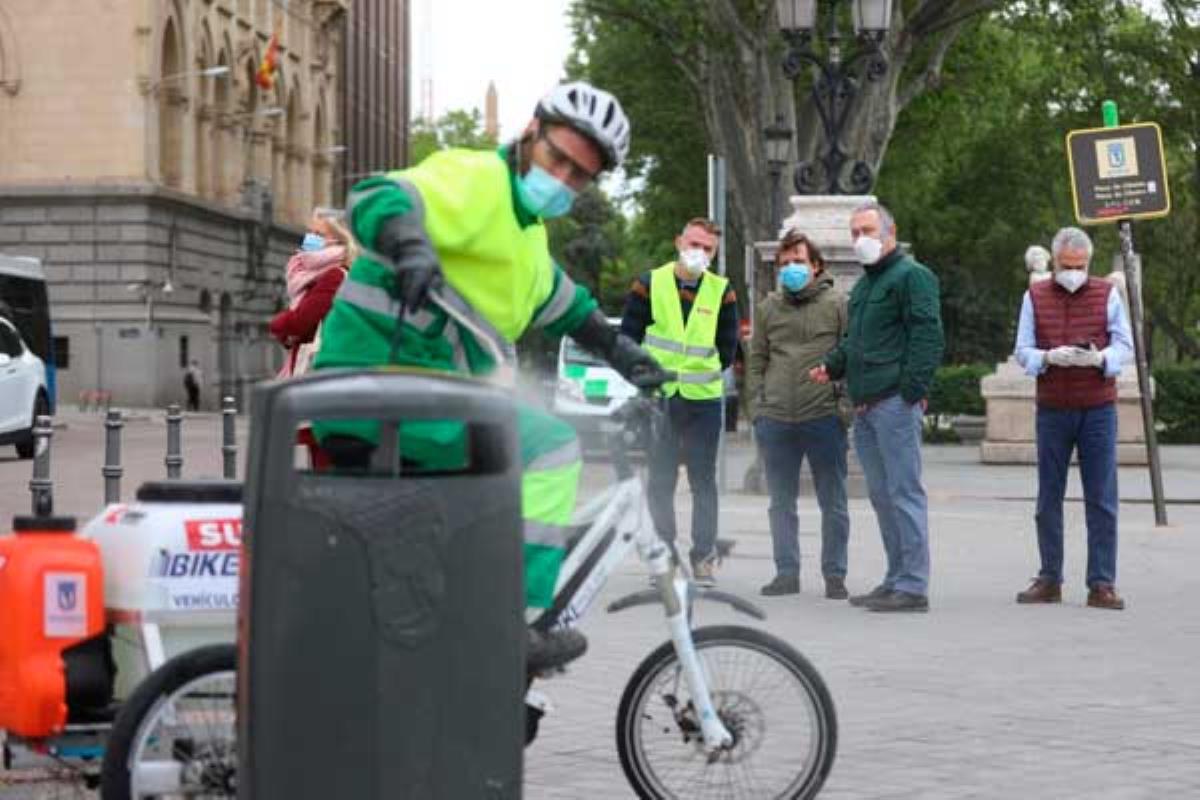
top-left (237, 370), bottom-right (524, 800)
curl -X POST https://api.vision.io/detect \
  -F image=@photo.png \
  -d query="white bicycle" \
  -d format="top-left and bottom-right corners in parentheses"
top-left (525, 385), bottom-right (838, 800)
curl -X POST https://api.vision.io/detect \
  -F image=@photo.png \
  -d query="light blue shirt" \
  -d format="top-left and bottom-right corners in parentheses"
top-left (1014, 281), bottom-right (1133, 378)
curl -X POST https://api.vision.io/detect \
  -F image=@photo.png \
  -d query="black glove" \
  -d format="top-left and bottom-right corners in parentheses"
top-left (376, 215), bottom-right (443, 313)
top-left (571, 309), bottom-right (670, 389)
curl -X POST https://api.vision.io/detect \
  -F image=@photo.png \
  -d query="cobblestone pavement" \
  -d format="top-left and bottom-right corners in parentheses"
top-left (2, 412), bottom-right (1198, 798)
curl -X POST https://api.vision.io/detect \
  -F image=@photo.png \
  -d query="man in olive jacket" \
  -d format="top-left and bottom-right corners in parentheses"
top-left (748, 230), bottom-right (851, 600)
top-left (811, 201), bottom-right (944, 613)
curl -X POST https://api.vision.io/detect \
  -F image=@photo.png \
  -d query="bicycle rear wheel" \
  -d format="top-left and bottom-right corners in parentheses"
top-left (616, 625), bottom-right (836, 800)
top-left (99, 643), bottom-right (236, 799)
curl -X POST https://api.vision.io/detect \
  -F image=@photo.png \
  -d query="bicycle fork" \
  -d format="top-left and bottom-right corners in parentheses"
top-left (639, 535), bottom-right (734, 756)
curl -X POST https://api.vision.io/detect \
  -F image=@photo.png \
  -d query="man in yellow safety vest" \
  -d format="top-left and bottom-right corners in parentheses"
top-left (620, 218), bottom-right (740, 585)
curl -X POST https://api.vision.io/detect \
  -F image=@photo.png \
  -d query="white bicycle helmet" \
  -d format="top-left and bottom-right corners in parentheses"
top-left (535, 81), bottom-right (630, 171)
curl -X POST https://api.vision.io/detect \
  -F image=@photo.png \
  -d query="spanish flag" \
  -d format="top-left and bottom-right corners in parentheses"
top-left (255, 33), bottom-right (279, 91)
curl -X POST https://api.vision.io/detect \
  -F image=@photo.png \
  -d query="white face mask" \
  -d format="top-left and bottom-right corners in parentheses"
top-left (853, 235), bottom-right (884, 265)
top-left (1054, 268), bottom-right (1088, 293)
top-left (679, 247), bottom-right (710, 277)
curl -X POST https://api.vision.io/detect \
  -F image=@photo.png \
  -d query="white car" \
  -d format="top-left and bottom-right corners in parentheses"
top-left (0, 316), bottom-right (49, 459)
top-left (553, 324), bottom-right (639, 455)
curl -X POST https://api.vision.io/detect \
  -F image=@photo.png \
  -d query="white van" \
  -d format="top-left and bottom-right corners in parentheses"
top-left (0, 315), bottom-right (48, 459)
top-left (552, 320), bottom-right (638, 453)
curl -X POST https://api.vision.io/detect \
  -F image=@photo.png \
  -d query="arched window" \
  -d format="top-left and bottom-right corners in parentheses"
top-left (312, 102), bottom-right (330, 208)
top-left (194, 27), bottom-right (215, 197)
top-left (271, 78), bottom-right (288, 216)
top-left (158, 17), bottom-right (186, 189)
top-left (0, 6), bottom-right (22, 97)
top-left (240, 55), bottom-right (261, 193)
top-left (213, 49), bottom-right (234, 202)
top-left (284, 83), bottom-right (303, 222)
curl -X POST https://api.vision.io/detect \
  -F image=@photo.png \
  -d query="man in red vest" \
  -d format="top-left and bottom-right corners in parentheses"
top-left (1013, 226), bottom-right (1133, 610)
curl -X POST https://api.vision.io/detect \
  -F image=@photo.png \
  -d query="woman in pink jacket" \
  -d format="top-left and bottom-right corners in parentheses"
top-left (270, 208), bottom-right (356, 467)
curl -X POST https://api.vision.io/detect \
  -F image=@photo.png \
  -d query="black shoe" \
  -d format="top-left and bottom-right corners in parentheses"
top-left (866, 590), bottom-right (929, 613)
top-left (715, 538), bottom-right (737, 558)
top-left (824, 576), bottom-right (849, 600)
top-left (760, 574), bottom-right (800, 596)
top-left (527, 627), bottom-right (588, 672)
top-left (849, 584), bottom-right (890, 607)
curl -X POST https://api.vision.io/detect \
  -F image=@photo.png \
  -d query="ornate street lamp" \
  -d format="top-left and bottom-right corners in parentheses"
top-left (763, 115), bottom-right (794, 232)
top-left (777, 0), bottom-right (893, 194)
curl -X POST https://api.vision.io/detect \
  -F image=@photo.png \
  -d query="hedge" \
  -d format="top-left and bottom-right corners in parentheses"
top-left (927, 364), bottom-right (990, 418)
top-left (921, 362), bottom-right (1200, 444)
top-left (1153, 364), bottom-right (1200, 444)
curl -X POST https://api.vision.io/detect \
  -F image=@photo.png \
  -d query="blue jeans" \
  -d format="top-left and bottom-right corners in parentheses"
top-left (647, 396), bottom-right (722, 564)
top-left (754, 415), bottom-right (850, 579)
top-left (853, 395), bottom-right (930, 596)
top-left (1035, 403), bottom-right (1118, 588)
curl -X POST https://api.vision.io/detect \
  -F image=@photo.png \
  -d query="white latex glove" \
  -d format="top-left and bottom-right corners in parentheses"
top-left (1062, 344), bottom-right (1104, 368)
top-left (1046, 346), bottom-right (1077, 367)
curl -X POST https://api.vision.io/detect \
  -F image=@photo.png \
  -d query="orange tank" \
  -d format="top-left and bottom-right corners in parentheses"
top-left (0, 515), bottom-right (105, 739)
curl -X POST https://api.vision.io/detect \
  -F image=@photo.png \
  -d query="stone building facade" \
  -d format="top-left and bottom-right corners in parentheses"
top-left (0, 0), bottom-right (350, 409)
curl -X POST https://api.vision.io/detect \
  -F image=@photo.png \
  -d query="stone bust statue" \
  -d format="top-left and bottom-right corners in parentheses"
top-left (1025, 245), bottom-right (1052, 284)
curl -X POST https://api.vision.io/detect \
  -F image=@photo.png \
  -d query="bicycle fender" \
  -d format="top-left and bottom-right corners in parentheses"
top-left (693, 589), bottom-right (767, 620)
top-left (605, 589), bottom-right (662, 614)
top-left (606, 587), bottom-right (767, 620)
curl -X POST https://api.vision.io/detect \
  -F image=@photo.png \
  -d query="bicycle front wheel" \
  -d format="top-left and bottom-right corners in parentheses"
top-left (616, 625), bottom-right (837, 800)
top-left (99, 643), bottom-right (237, 799)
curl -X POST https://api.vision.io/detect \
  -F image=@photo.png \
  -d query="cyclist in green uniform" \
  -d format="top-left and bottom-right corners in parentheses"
top-left (313, 82), bottom-right (665, 670)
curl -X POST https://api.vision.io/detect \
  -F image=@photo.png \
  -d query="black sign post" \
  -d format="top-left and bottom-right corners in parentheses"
top-left (1066, 117), bottom-right (1169, 526)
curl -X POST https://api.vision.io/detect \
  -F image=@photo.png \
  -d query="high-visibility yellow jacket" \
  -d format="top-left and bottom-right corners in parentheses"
top-left (643, 263), bottom-right (727, 400)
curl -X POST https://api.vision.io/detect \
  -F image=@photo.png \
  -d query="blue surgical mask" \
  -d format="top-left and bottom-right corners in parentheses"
top-left (779, 262), bottom-right (811, 293)
top-left (517, 165), bottom-right (577, 219)
top-left (301, 232), bottom-right (326, 252)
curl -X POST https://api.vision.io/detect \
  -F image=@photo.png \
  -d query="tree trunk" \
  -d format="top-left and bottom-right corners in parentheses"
top-left (581, 0), bottom-right (999, 299)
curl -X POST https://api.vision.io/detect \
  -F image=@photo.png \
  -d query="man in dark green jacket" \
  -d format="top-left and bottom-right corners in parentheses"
top-left (810, 201), bottom-right (944, 613)
top-left (748, 230), bottom-right (851, 600)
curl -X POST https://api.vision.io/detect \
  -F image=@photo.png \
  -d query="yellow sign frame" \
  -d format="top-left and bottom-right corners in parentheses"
top-left (1066, 122), bottom-right (1171, 225)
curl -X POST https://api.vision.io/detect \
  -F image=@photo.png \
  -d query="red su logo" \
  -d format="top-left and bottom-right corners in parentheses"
top-left (185, 519), bottom-right (243, 552)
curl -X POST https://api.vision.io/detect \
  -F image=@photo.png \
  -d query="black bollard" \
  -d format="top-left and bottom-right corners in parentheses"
top-left (165, 404), bottom-right (183, 479)
top-left (222, 395), bottom-right (237, 479)
top-left (28, 415), bottom-right (53, 516)
top-left (103, 409), bottom-right (124, 504)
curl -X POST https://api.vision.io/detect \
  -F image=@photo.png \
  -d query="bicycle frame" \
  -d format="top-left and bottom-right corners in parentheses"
top-left (437, 296), bottom-right (753, 753)
top-left (530, 418), bottom-right (739, 753)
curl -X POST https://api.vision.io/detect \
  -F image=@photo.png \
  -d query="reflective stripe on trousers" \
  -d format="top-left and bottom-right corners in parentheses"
top-left (520, 407), bottom-right (582, 608)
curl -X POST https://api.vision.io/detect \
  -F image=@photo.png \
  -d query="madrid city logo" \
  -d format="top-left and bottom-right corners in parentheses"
top-left (57, 580), bottom-right (78, 611)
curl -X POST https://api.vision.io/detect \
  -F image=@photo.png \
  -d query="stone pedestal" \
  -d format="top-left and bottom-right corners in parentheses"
top-left (980, 356), bottom-right (1151, 465)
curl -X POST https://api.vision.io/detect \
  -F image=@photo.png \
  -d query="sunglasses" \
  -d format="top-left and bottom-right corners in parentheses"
top-left (537, 130), bottom-right (599, 187)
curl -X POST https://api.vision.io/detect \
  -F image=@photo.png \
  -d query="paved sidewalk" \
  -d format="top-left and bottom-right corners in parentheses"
top-left (2, 412), bottom-right (1198, 798)
top-left (526, 441), bottom-right (1200, 798)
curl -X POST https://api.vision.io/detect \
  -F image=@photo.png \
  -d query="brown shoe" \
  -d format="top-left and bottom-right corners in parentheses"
top-left (1016, 577), bottom-right (1062, 604)
top-left (1087, 584), bottom-right (1126, 610)
top-left (824, 576), bottom-right (849, 600)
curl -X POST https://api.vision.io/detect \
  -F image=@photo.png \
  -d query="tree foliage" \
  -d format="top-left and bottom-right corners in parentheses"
top-left (876, 0), bottom-right (1200, 362)
top-left (570, 0), bottom-right (1002, 250)
top-left (408, 108), bottom-right (498, 165)
top-left (570, 0), bottom-right (1200, 365)
top-left (546, 186), bottom-right (633, 314)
